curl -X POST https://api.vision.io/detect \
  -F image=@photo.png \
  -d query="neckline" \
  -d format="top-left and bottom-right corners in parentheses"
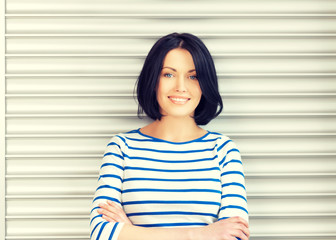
top-left (136, 128), bottom-right (210, 144)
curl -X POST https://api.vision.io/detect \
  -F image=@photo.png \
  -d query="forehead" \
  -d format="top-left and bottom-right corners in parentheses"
top-left (162, 48), bottom-right (195, 69)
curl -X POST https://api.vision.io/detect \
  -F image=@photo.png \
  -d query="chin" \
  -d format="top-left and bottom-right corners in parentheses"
top-left (162, 111), bottom-right (195, 119)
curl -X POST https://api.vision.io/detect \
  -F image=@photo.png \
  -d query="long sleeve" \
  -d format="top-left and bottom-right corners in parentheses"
top-left (90, 136), bottom-right (126, 240)
top-left (217, 137), bottom-right (249, 223)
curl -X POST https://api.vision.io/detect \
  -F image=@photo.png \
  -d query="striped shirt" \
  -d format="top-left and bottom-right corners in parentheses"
top-left (90, 128), bottom-right (248, 240)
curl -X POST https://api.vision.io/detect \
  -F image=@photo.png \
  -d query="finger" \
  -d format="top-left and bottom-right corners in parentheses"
top-left (100, 209), bottom-right (122, 222)
top-left (232, 216), bottom-right (249, 228)
top-left (233, 230), bottom-right (248, 240)
top-left (102, 214), bottom-right (116, 222)
top-left (108, 200), bottom-right (123, 209)
top-left (100, 202), bottom-right (122, 216)
top-left (99, 203), bottom-right (112, 210)
top-left (234, 223), bottom-right (249, 238)
top-left (98, 208), bottom-right (118, 219)
top-left (239, 217), bottom-right (249, 228)
top-left (106, 201), bottom-right (124, 215)
top-left (241, 224), bottom-right (250, 238)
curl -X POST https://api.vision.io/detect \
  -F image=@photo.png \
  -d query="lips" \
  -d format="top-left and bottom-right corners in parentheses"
top-left (168, 96), bottom-right (190, 104)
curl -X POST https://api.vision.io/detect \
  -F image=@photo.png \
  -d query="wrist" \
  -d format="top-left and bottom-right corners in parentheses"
top-left (188, 226), bottom-right (204, 240)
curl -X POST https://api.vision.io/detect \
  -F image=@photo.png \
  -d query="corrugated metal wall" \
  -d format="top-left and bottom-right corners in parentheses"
top-left (2, 0), bottom-right (336, 239)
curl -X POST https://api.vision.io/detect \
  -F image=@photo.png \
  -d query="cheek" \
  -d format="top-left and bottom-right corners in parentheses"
top-left (157, 79), bottom-right (174, 95)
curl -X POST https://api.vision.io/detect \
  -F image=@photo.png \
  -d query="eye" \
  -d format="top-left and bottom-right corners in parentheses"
top-left (189, 75), bottom-right (198, 80)
top-left (163, 73), bottom-right (173, 78)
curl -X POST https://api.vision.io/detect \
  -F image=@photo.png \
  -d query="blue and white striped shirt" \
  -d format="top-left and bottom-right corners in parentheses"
top-left (90, 128), bottom-right (248, 240)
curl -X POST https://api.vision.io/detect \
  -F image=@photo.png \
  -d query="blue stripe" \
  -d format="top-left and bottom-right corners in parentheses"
top-left (122, 188), bottom-right (221, 194)
top-left (122, 200), bottom-right (220, 206)
top-left (108, 222), bottom-right (119, 240)
top-left (221, 171), bottom-right (245, 177)
top-left (106, 142), bottom-right (122, 152)
top-left (217, 140), bottom-right (232, 152)
top-left (91, 206), bottom-right (99, 214)
top-left (220, 205), bottom-right (248, 214)
top-left (123, 177), bottom-right (220, 183)
top-left (103, 152), bottom-right (123, 160)
top-left (115, 135), bottom-right (127, 145)
top-left (208, 131), bottom-right (222, 136)
top-left (96, 221), bottom-right (108, 240)
top-left (90, 214), bottom-right (103, 225)
top-left (124, 166), bottom-right (220, 173)
top-left (127, 211), bottom-right (217, 218)
top-left (97, 185), bottom-right (122, 193)
top-left (227, 148), bottom-right (240, 154)
top-left (219, 148), bottom-right (240, 164)
top-left (101, 163), bottom-right (123, 170)
top-left (219, 159), bottom-right (242, 168)
top-left (125, 129), bottom-right (139, 134)
top-left (124, 153), bottom-right (218, 163)
top-left (98, 174), bottom-right (122, 181)
top-left (218, 216), bottom-right (230, 221)
top-left (93, 196), bottom-right (121, 204)
top-left (136, 222), bottom-right (208, 227)
top-left (222, 182), bottom-right (246, 190)
top-left (90, 222), bottom-right (102, 238)
top-left (107, 141), bottom-right (121, 148)
top-left (126, 136), bottom-right (220, 144)
top-left (222, 194), bottom-right (247, 202)
top-left (126, 145), bottom-right (216, 154)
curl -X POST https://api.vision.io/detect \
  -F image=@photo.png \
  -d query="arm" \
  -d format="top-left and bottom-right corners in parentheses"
top-left (100, 199), bottom-right (249, 240)
top-left (90, 136), bottom-right (126, 240)
top-left (217, 138), bottom-right (249, 238)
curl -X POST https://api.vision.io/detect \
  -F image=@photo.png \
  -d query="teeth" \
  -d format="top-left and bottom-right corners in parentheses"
top-left (170, 97), bottom-right (188, 102)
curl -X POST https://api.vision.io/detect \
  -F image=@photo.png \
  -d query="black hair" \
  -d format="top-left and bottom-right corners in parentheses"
top-left (135, 32), bottom-right (223, 125)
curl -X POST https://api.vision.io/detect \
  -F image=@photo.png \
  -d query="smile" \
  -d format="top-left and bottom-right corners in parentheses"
top-left (168, 96), bottom-right (190, 105)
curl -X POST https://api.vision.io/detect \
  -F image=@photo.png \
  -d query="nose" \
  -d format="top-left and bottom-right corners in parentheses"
top-left (175, 75), bottom-right (187, 92)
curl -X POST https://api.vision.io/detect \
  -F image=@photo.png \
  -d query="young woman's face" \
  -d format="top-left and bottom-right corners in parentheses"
top-left (156, 48), bottom-right (202, 119)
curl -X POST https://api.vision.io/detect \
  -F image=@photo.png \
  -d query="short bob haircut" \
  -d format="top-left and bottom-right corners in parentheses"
top-left (136, 32), bottom-right (223, 126)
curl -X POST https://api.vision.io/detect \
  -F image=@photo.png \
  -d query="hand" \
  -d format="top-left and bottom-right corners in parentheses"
top-left (198, 216), bottom-right (249, 240)
top-left (97, 200), bottom-right (133, 225)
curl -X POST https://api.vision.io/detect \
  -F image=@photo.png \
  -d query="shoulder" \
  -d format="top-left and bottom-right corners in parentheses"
top-left (207, 131), bottom-right (240, 154)
top-left (106, 129), bottom-right (139, 150)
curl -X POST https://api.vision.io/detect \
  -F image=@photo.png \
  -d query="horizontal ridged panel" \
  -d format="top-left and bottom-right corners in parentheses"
top-left (6, 116), bottom-right (336, 134)
top-left (7, 197), bottom-right (336, 216)
top-left (7, 56), bottom-right (336, 74)
top-left (5, 217), bottom-right (336, 236)
top-left (6, 17), bottom-right (336, 34)
top-left (6, 76), bottom-right (336, 94)
top-left (7, 95), bottom-right (336, 115)
top-left (6, 218), bottom-right (88, 236)
top-left (6, 155), bottom-right (336, 175)
top-left (6, 0), bottom-right (336, 14)
top-left (6, 96), bottom-right (336, 114)
top-left (6, 175), bottom-right (336, 195)
top-left (6, 37), bottom-right (336, 54)
top-left (6, 136), bottom-right (336, 154)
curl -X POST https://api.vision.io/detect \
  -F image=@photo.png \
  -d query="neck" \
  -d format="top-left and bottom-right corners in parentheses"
top-left (149, 115), bottom-right (204, 142)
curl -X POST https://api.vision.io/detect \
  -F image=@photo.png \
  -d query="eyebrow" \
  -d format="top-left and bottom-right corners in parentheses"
top-left (162, 67), bottom-right (196, 73)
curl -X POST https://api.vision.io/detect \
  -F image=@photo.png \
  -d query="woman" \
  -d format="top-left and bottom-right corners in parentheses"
top-left (90, 33), bottom-right (249, 240)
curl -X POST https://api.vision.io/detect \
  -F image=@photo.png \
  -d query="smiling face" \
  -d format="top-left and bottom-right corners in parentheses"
top-left (156, 48), bottom-right (202, 119)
